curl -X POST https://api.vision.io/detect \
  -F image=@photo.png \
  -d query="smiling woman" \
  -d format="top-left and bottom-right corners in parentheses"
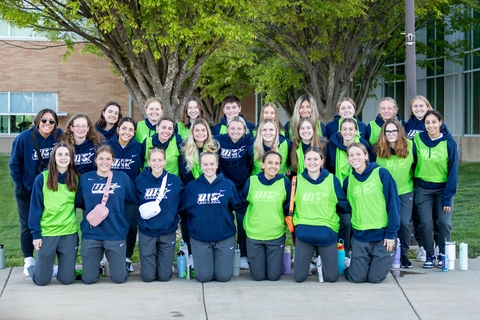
top-left (9, 108), bottom-right (63, 276)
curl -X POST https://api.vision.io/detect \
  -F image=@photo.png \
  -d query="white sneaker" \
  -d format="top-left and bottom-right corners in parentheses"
top-left (240, 256), bottom-right (249, 269)
top-left (343, 257), bottom-right (351, 269)
top-left (23, 257), bottom-right (35, 276)
top-left (52, 266), bottom-right (58, 279)
top-left (416, 246), bottom-right (427, 262)
top-left (100, 258), bottom-right (105, 267)
top-left (188, 254), bottom-right (194, 269)
top-left (126, 258), bottom-right (134, 272)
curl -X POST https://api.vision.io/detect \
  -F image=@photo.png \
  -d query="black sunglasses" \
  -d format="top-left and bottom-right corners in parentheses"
top-left (41, 118), bottom-right (55, 125)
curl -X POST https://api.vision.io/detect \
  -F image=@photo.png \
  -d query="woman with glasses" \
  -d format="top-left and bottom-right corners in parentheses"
top-left (60, 114), bottom-right (104, 174)
top-left (373, 119), bottom-right (415, 269)
top-left (95, 101), bottom-right (123, 140)
top-left (292, 147), bottom-right (350, 283)
top-left (10, 109), bottom-right (63, 276)
top-left (27, 143), bottom-right (79, 285)
top-left (142, 117), bottom-right (183, 177)
top-left (107, 117), bottom-right (145, 272)
top-left (175, 96), bottom-right (208, 141)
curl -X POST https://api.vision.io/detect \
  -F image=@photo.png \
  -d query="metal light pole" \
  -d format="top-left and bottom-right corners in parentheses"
top-left (405, 0), bottom-right (416, 107)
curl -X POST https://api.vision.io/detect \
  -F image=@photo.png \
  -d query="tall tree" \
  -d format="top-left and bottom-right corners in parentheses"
top-left (0, 0), bottom-right (260, 118)
top-left (256, 0), bottom-right (480, 122)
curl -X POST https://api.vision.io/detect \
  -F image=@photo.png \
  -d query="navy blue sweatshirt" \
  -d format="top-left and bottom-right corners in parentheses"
top-left (73, 139), bottom-right (97, 174)
top-left (9, 127), bottom-right (63, 191)
top-left (76, 170), bottom-right (138, 241)
top-left (96, 125), bottom-right (116, 141)
top-left (211, 115), bottom-right (255, 136)
top-left (404, 117), bottom-right (451, 140)
top-left (135, 168), bottom-right (184, 237)
top-left (343, 162), bottom-right (400, 242)
top-left (108, 135), bottom-right (145, 181)
top-left (239, 172), bottom-right (291, 217)
top-left (326, 132), bottom-right (373, 173)
top-left (294, 169), bottom-right (351, 246)
top-left (325, 115), bottom-right (367, 140)
top-left (215, 133), bottom-right (255, 188)
top-left (179, 173), bottom-right (241, 242)
top-left (412, 128), bottom-right (458, 207)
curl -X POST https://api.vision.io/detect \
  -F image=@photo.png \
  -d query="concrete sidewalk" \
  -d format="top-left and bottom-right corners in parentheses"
top-left (0, 258), bottom-right (478, 319)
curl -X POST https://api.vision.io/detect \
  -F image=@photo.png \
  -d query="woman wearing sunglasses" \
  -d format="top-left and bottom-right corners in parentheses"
top-left (10, 109), bottom-right (63, 276)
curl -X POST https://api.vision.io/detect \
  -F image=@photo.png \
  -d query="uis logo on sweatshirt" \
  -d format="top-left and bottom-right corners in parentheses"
top-left (74, 152), bottom-right (95, 165)
top-left (197, 192), bottom-right (224, 205)
top-left (143, 187), bottom-right (170, 200)
top-left (31, 147), bottom-right (53, 160)
top-left (91, 183), bottom-right (121, 194)
top-left (351, 181), bottom-right (375, 197)
top-left (111, 158), bottom-right (135, 170)
top-left (251, 191), bottom-right (281, 202)
top-left (220, 146), bottom-right (246, 159)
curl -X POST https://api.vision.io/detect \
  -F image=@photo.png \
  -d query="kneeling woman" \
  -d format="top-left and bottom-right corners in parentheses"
top-left (343, 143), bottom-right (400, 283)
top-left (76, 145), bottom-right (137, 284)
top-left (27, 143), bottom-right (79, 286)
top-left (292, 147), bottom-right (350, 283)
top-left (179, 150), bottom-right (241, 283)
top-left (135, 148), bottom-right (184, 282)
top-left (240, 151), bottom-right (291, 281)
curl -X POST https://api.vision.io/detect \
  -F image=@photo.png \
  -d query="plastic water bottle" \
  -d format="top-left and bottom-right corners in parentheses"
top-left (177, 251), bottom-right (186, 278)
top-left (337, 240), bottom-right (345, 275)
top-left (0, 244), bottom-right (5, 269)
top-left (179, 240), bottom-right (189, 259)
top-left (233, 245), bottom-right (240, 276)
top-left (316, 255), bottom-right (324, 283)
top-left (459, 242), bottom-right (468, 271)
top-left (283, 246), bottom-right (291, 275)
top-left (392, 238), bottom-right (401, 269)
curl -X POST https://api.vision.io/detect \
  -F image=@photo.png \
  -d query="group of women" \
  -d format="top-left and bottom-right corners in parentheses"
top-left (9, 93), bottom-right (458, 286)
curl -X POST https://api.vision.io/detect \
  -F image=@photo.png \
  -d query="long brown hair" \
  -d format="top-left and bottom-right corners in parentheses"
top-left (47, 142), bottom-right (79, 192)
top-left (179, 96), bottom-right (207, 126)
top-left (290, 117), bottom-right (326, 172)
top-left (374, 119), bottom-right (409, 158)
top-left (61, 114), bottom-right (104, 147)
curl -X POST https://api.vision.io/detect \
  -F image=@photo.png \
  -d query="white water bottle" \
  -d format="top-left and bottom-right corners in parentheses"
top-left (459, 243), bottom-right (468, 271)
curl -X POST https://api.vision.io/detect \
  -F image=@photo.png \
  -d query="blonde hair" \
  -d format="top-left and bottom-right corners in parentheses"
top-left (182, 118), bottom-right (219, 173)
top-left (378, 97), bottom-right (398, 113)
top-left (336, 97), bottom-right (357, 114)
top-left (144, 97), bottom-right (163, 110)
top-left (227, 116), bottom-right (249, 135)
top-left (259, 102), bottom-right (286, 132)
top-left (253, 119), bottom-right (280, 162)
top-left (409, 95), bottom-right (433, 119)
top-left (290, 94), bottom-right (320, 140)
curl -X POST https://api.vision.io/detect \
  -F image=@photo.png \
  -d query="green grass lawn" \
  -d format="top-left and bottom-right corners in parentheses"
top-left (1, 155), bottom-right (479, 267)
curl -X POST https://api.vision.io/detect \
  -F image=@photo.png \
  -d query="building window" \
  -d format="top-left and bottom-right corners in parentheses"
top-left (0, 20), bottom-right (47, 39)
top-left (383, 58), bottom-right (406, 118)
top-left (464, 8), bottom-right (480, 135)
top-left (0, 92), bottom-right (58, 134)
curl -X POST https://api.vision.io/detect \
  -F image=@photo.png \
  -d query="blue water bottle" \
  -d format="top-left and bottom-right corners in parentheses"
top-left (337, 240), bottom-right (346, 275)
top-left (177, 251), bottom-right (186, 278)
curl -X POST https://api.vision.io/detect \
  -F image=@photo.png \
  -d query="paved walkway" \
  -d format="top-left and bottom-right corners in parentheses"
top-left (0, 258), bottom-right (478, 319)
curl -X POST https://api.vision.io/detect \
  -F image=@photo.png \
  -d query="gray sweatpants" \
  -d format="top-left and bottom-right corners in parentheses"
top-left (138, 231), bottom-right (176, 282)
top-left (190, 236), bottom-right (235, 283)
top-left (81, 239), bottom-right (128, 284)
top-left (398, 192), bottom-right (414, 256)
top-left (345, 237), bottom-right (396, 283)
top-left (414, 186), bottom-right (453, 256)
top-left (246, 235), bottom-right (285, 281)
top-left (29, 233), bottom-right (78, 286)
top-left (293, 239), bottom-right (338, 283)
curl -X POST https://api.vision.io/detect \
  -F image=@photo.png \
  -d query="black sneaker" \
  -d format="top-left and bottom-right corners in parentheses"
top-left (437, 255), bottom-right (444, 269)
top-left (423, 255), bottom-right (435, 268)
top-left (400, 255), bottom-right (413, 269)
